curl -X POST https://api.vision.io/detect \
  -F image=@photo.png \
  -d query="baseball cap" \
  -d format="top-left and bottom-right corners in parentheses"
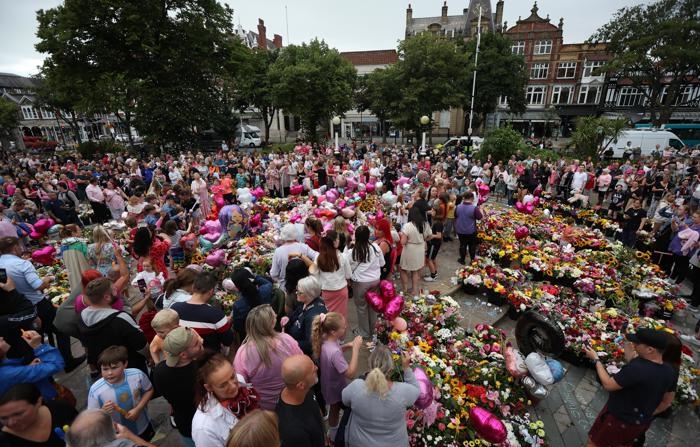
top-left (163, 327), bottom-right (196, 367)
top-left (625, 328), bottom-right (669, 351)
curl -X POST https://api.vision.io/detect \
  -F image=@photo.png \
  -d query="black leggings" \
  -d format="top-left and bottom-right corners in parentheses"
top-left (458, 233), bottom-right (478, 262)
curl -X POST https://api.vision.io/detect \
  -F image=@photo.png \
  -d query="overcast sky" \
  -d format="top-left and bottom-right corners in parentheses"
top-left (1, 0), bottom-right (649, 77)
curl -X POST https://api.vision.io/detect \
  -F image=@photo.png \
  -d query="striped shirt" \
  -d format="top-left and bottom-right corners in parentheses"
top-left (171, 301), bottom-right (234, 351)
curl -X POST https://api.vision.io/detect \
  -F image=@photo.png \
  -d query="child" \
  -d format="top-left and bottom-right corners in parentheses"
top-left (162, 220), bottom-right (187, 270)
top-left (143, 205), bottom-right (160, 227)
top-left (149, 309), bottom-right (180, 363)
top-left (311, 312), bottom-right (362, 442)
top-left (424, 202), bottom-right (443, 282)
top-left (608, 183), bottom-right (627, 220)
top-left (131, 257), bottom-right (165, 289)
top-left (87, 346), bottom-right (155, 441)
top-left (444, 193), bottom-right (457, 242)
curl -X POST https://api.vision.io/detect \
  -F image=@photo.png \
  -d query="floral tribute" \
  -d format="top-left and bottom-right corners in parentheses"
top-left (374, 294), bottom-right (547, 446)
top-left (455, 204), bottom-right (698, 406)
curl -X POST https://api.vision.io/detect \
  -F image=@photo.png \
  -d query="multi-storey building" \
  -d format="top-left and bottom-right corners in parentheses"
top-left (497, 3), bottom-right (610, 138)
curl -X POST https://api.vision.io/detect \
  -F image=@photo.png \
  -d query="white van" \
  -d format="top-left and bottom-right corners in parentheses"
top-left (235, 125), bottom-right (262, 148)
top-left (442, 136), bottom-right (484, 150)
top-left (601, 129), bottom-right (685, 158)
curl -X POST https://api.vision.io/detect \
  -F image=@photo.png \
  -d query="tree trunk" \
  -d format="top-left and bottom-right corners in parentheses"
top-left (11, 127), bottom-right (25, 151)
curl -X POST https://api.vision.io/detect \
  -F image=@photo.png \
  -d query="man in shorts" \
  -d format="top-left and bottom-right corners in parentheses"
top-left (583, 328), bottom-right (676, 447)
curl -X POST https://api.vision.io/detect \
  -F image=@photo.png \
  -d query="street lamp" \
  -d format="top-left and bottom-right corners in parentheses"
top-left (332, 116), bottom-right (341, 152)
top-left (420, 115), bottom-right (429, 151)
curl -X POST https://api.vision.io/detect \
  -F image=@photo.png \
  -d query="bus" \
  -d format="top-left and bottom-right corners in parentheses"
top-left (635, 123), bottom-right (700, 147)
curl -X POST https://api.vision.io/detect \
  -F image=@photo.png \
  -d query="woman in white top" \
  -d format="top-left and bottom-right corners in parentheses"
top-left (161, 267), bottom-right (196, 309)
top-left (400, 207), bottom-right (433, 296)
top-left (192, 352), bottom-right (259, 447)
top-left (345, 225), bottom-right (385, 339)
top-left (311, 230), bottom-right (352, 320)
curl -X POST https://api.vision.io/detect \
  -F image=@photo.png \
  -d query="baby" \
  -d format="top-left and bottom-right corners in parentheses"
top-left (149, 309), bottom-right (180, 363)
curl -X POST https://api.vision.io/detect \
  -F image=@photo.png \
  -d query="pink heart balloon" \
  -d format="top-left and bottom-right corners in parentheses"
top-left (346, 177), bottom-right (358, 191)
top-left (413, 367), bottom-right (434, 409)
top-left (366, 183), bottom-right (376, 193)
top-left (469, 406), bottom-right (507, 444)
top-left (379, 280), bottom-right (396, 302)
top-left (29, 230), bottom-right (43, 240)
top-left (478, 183), bottom-right (490, 194)
top-left (383, 295), bottom-right (404, 321)
top-left (515, 201), bottom-right (524, 212)
top-left (290, 184), bottom-right (303, 195)
top-left (365, 290), bottom-right (384, 312)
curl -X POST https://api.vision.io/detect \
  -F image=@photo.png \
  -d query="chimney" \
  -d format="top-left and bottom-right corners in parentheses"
top-left (273, 34), bottom-right (283, 49)
top-left (441, 1), bottom-right (448, 24)
top-left (257, 19), bottom-right (267, 50)
top-left (496, 1), bottom-right (504, 30)
top-left (406, 4), bottom-right (413, 26)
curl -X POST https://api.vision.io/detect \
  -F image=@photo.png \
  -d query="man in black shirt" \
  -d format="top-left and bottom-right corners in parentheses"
top-left (621, 198), bottom-right (647, 247)
top-left (276, 354), bottom-right (325, 447)
top-left (152, 326), bottom-right (204, 444)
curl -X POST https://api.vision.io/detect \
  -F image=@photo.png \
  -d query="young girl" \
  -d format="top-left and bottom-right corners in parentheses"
top-left (311, 312), bottom-right (362, 442)
top-left (88, 225), bottom-right (119, 276)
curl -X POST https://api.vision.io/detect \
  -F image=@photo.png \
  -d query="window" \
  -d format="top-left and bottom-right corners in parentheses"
top-left (498, 96), bottom-right (509, 107)
top-left (40, 108), bottom-right (55, 119)
top-left (582, 61), bottom-right (605, 78)
top-left (21, 106), bottom-right (38, 120)
top-left (617, 87), bottom-right (644, 106)
top-left (557, 62), bottom-right (576, 79)
top-left (511, 40), bottom-right (525, 55)
top-left (534, 40), bottom-right (552, 55)
top-left (578, 85), bottom-right (600, 104)
top-left (552, 86), bottom-right (573, 104)
top-left (439, 110), bottom-right (451, 128)
top-left (526, 86), bottom-right (546, 105)
top-left (530, 63), bottom-right (549, 79)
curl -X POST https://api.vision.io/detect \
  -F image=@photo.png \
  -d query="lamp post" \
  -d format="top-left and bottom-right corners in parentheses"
top-left (332, 116), bottom-right (341, 152)
top-left (420, 115), bottom-right (429, 151)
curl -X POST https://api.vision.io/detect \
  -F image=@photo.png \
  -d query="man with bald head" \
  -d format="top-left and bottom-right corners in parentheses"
top-left (66, 409), bottom-right (156, 447)
top-left (275, 354), bottom-right (325, 447)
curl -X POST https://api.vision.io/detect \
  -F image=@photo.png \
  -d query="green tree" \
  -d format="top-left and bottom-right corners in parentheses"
top-left (35, 0), bottom-right (247, 147)
top-left (462, 32), bottom-right (528, 132)
top-left (478, 126), bottom-right (528, 161)
top-left (360, 67), bottom-right (402, 143)
top-left (589, 0), bottom-right (700, 125)
top-left (569, 116), bottom-right (627, 158)
top-left (236, 48), bottom-right (280, 145)
top-left (269, 39), bottom-right (356, 143)
top-left (0, 97), bottom-right (21, 151)
top-left (386, 34), bottom-right (469, 133)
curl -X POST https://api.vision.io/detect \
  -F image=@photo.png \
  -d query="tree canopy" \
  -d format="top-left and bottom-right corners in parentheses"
top-left (269, 39), bottom-right (356, 143)
top-left (569, 116), bottom-right (627, 158)
top-left (235, 49), bottom-right (281, 144)
top-left (589, 0), bottom-right (700, 125)
top-left (0, 98), bottom-right (20, 151)
top-left (35, 0), bottom-right (248, 146)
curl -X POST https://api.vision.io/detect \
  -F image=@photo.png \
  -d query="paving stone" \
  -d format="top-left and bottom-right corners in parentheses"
top-left (562, 426), bottom-right (586, 447)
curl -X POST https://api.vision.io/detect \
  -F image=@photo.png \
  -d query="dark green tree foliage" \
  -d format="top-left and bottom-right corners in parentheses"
top-left (462, 32), bottom-right (527, 128)
top-left (360, 67), bottom-right (402, 143)
top-left (478, 126), bottom-right (527, 161)
top-left (589, 0), bottom-right (700, 126)
top-left (35, 0), bottom-right (248, 146)
top-left (269, 39), bottom-right (356, 143)
top-left (236, 49), bottom-right (280, 145)
top-left (386, 33), bottom-right (469, 132)
top-left (570, 116), bottom-right (627, 158)
top-left (0, 97), bottom-right (21, 151)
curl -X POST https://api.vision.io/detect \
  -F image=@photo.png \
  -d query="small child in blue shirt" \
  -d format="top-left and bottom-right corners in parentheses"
top-left (87, 345), bottom-right (155, 441)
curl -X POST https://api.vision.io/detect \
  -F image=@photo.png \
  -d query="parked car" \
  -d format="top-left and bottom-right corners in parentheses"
top-left (442, 136), bottom-right (484, 150)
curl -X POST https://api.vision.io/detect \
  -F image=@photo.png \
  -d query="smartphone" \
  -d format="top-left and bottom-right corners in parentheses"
top-left (0, 268), bottom-right (7, 283)
top-left (137, 279), bottom-right (147, 293)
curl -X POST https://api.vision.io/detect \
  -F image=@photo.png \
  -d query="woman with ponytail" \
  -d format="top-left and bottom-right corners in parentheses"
top-left (312, 230), bottom-right (352, 319)
top-left (341, 345), bottom-right (419, 446)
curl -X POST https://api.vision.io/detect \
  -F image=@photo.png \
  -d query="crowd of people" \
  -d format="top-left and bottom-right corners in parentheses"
top-left (0, 139), bottom-right (698, 447)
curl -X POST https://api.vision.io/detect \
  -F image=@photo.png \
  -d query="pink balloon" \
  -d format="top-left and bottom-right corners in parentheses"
top-left (469, 406), bottom-right (507, 444)
top-left (203, 232), bottom-right (221, 242)
top-left (341, 208), bottom-right (355, 219)
top-left (337, 200), bottom-right (347, 209)
top-left (383, 295), bottom-right (404, 321)
top-left (366, 183), bottom-right (376, 193)
top-left (379, 280), bottom-right (396, 302)
top-left (316, 195), bottom-right (326, 205)
top-left (525, 203), bottom-right (535, 214)
top-left (391, 317), bottom-right (408, 332)
top-left (214, 196), bottom-right (225, 208)
top-left (205, 249), bottom-right (226, 267)
top-left (514, 226), bottom-right (529, 239)
top-left (365, 290), bottom-right (384, 312)
top-left (376, 210), bottom-right (384, 220)
top-left (34, 218), bottom-right (53, 234)
top-left (533, 196), bottom-right (541, 206)
top-left (515, 201), bottom-right (524, 212)
top-left (358, 191), bottom-right (367, 200)
top-left (29, 230), bottom-right (43, 240)
top-left (251, 187), bottom-right (265, 200)
top-left (413, 367), bottom-right (434, 409)
top-left (478, 183), bottom-right (490, 195)
top-left (290, 184), bottom-right (303, 195)
top-left (346, 177), bottom-right (358, 191)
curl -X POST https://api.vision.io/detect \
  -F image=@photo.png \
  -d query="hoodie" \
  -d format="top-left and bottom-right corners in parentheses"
top-left (79, 307), bottom-right (148, 374)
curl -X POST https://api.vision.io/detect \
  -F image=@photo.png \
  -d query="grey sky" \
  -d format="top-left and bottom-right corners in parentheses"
top-left (1, 0), bottom-right (648, 76)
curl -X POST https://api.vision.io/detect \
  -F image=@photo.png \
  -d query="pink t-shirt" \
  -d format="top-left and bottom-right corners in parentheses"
top-left (233, 333), bottom-right (302, 410)
top-left (320, 339), bottom-right (349, 405)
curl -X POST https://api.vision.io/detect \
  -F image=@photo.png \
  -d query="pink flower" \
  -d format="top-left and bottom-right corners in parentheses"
top-left (438, 423), bottom-right (446, 431)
